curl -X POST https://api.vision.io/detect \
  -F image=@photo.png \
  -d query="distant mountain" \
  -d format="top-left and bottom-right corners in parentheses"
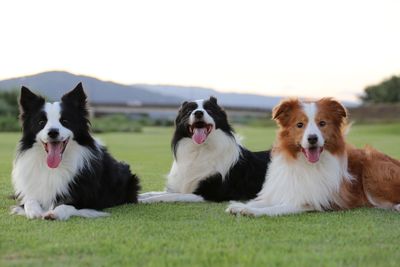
top-left (0, 71), bottom-right (183, 105)
top-left (139, 85), bottom-right (282, 109)
top-left (0, 71), bottom-right (358, 109)
top-left (141, 85), bottom-right (359, 108)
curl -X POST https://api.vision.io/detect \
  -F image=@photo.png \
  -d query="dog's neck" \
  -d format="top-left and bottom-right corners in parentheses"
top-left (167, 129), bottom-right (241, 193)
top-left (257, 148), bottom-right (352, 210)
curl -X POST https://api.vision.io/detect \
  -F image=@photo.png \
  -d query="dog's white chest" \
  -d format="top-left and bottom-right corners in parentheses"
top-left (257, 152), bottom-right (351, 210)
top-left (167, 130), bottom-right (240, 193)
top-left (12, 141), bottom-right (93, 210)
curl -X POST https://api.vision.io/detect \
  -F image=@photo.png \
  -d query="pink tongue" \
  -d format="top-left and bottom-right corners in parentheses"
top-left (304, 148), bottom-right (321, 163)
top-left (46, 142), bottom-right (63, 168)
top-left (192, 128), bottom-right (208, 144)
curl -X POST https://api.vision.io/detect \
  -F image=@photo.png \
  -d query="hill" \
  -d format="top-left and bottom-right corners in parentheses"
top-left (0, 71), bottom-right (182, 105)
top-left (0, 71), bottom-right (357, 109)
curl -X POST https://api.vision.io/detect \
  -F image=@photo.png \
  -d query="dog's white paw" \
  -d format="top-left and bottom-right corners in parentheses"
top-left (25, 208), bottom-right (43, 219)
top-left (394, 204), bottom-right (400, 211)
top-left (238, 207), bottom-right (257, 217)
top-left (42, 211), bottom-right (58, 220)
top-left (42, 205), bottom-right (75, 220)
top-left (42, 205), bottom-right (109, 220)
top-left (138, 192), bottom-right (162, 200)
top-left (24, 200), bottom-right (44, 219)
top-left (10, 206), bottom-right (25, 216)
top-left (226, 202), bottom-right (247, 215)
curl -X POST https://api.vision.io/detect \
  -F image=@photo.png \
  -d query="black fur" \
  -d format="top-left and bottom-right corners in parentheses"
top-left (172, 97), bottom-right (271, 202)
top-left (18, 83), bottom-right (140, 210)
top-left (193, 149), bottom-right (270, 201)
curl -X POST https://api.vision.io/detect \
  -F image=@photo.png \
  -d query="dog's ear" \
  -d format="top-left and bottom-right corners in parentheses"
top-left (272, 98), bottom-right (301, 126)
top-left (178, 101), bottom-right (188, 113)
top-left (19, 86), bottom-right (45, 114)
top-left (318, 98), bottom-right (347, 123)
top-left (209, 96), bottom-right (218, 105)
top-left (180, 101), bottom-right (188, 108)
top-left (61, 82), bottom-right (87, 108)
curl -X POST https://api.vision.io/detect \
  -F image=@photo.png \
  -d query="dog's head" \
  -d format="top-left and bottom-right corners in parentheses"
top-left (173, 96), bottom-right (233, 146)
top-left (19, 83), bottom-right (92, 168)
top-left (272, 97), bottom-right (347, 163)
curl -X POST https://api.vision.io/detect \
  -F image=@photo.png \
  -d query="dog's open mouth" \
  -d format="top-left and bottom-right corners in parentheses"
top-left (301, 146), bottom-right (323, 163)
top-left (189, 122), bottom-right (213, 144)
top-left (42, 139), bottom-right (69, 169)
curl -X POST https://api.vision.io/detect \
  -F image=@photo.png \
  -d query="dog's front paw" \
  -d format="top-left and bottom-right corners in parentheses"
top-left (10, 206), bottom-right (25, 216)
top-left (25, 209), bottom-right (43, 219)
top-left (42, 211), bottom-right (57, 220)
top-left (42, 205), bottom-right (75, 221)
top-left (24, 200), bottom-right (44, 219)
top-left (226, 202), bottom-right (247, 215)
top-left (238, 207), bottom-right (257, 217)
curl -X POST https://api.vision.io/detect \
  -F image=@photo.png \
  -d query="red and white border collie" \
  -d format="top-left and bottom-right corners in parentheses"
top-left (227, 98), bottom-right (400, 216)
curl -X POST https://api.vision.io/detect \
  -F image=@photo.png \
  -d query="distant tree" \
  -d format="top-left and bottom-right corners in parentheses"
top-left (0, 90), bottom-right (19, 116)
top-left (361, 75), bottom-right (400, 104)
top-left (0, 89), bottom-right (20, 132)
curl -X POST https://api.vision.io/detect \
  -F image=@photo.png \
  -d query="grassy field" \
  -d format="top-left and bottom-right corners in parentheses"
top-left (1, 124), bottom-right (400, 267)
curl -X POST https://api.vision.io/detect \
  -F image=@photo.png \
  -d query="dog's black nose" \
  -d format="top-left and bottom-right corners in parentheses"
top-left (194, 110), bottom-right (204, 119)
top-left (307, 134), bottom-right (318, 145)
top-left (48, 129), bottom-right (59, 139)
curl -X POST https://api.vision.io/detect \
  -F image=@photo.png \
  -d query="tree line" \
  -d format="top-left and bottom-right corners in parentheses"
top-left (361, 75), bottom-right (400, 104)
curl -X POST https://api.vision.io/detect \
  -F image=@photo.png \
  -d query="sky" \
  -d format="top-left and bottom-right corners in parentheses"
top-left (1, 0), bottom-right (399, 101)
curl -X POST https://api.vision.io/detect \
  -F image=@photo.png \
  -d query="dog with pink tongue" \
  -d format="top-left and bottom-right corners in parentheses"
top-left (139, 97), bottom-right (271, 203)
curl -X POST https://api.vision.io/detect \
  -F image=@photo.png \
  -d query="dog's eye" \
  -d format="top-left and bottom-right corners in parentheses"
top-left (296, 122), bottom-right (304, 128)
top-left (61, 119), bottom-right (69, 124)
top-left (38, 120), bottom-right (45, 126)
top-left (319, 121), bottom-right (326, 127)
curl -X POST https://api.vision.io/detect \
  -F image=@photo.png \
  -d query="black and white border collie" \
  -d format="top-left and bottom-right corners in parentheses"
top-left (11, 83), bottom-right (140, 220)
top-left (139, 97), bottom-right (271, 203)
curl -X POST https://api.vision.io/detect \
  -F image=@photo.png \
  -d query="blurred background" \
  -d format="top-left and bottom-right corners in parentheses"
top-left (0, 0), bottom-right (399, 132)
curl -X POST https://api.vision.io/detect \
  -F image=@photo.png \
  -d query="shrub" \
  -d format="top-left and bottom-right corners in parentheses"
top-left (0, 116), bottom-right (20, 132)
top-left (91, 115), bottom-right (143, 133)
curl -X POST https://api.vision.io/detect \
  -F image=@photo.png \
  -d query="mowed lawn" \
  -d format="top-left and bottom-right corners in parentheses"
top-left (1, 124), bottom-right (400, 267)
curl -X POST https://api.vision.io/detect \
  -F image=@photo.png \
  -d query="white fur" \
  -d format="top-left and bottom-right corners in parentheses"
top-left (301, 102), bottom-right (324, 148)
top-left (139, 192), bottom-right (204, 203)
top-left (23, 199), bottom-right (44, 219)
top-left (189, 100), bottom-right (215, 126)
top-left (42, 205), bottom-right (109, 220)
top-left (139, 99), bottom-right (241, 202)
top-left (12, 139), bottom-right (97, 211)
top-left (37, 102), bottom-right (72, 144)
top-left (166, 129), bottom-right (241, 193)
top-left (227, 151), bottom-right (352, 216)
top-left (12, 101), bottom-right (104, 220)
top-left (226, 201), bottom-right (312, 217)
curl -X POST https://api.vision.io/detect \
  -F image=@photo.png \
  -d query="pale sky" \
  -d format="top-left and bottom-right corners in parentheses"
top-left (1, 0), bottom-right (399, 101)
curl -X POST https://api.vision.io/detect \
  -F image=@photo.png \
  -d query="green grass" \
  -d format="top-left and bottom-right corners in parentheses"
top-left (1, 124), bottom-right (400, 267)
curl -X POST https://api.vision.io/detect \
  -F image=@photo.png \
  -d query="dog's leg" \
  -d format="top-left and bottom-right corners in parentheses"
top-left (227, 202), bottom-right (309, 217)
top-left (42, 204), bottom-right (109, 221)
top-left (139, 192), bottom-right (204, 203)
top-left (226, 199), bottom-right (272, 214)
top-left (10, 205), bottom-right (26, 216)
top-left (242, 204), bottom-right (308, 217)
top-left (24, 199), bottom-right (44, 219)
top-left (138, 191), bottom-right (169, 200)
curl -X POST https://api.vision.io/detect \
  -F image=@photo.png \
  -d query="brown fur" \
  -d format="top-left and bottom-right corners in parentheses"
top-left (274, 97), bottom-right (400, 211)
top-left (272, 98), bottom-right (306, 160)
top-left (316, 98), bottom-right (347, 156)
top-left (272, 98), bottom-right (347, 160)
